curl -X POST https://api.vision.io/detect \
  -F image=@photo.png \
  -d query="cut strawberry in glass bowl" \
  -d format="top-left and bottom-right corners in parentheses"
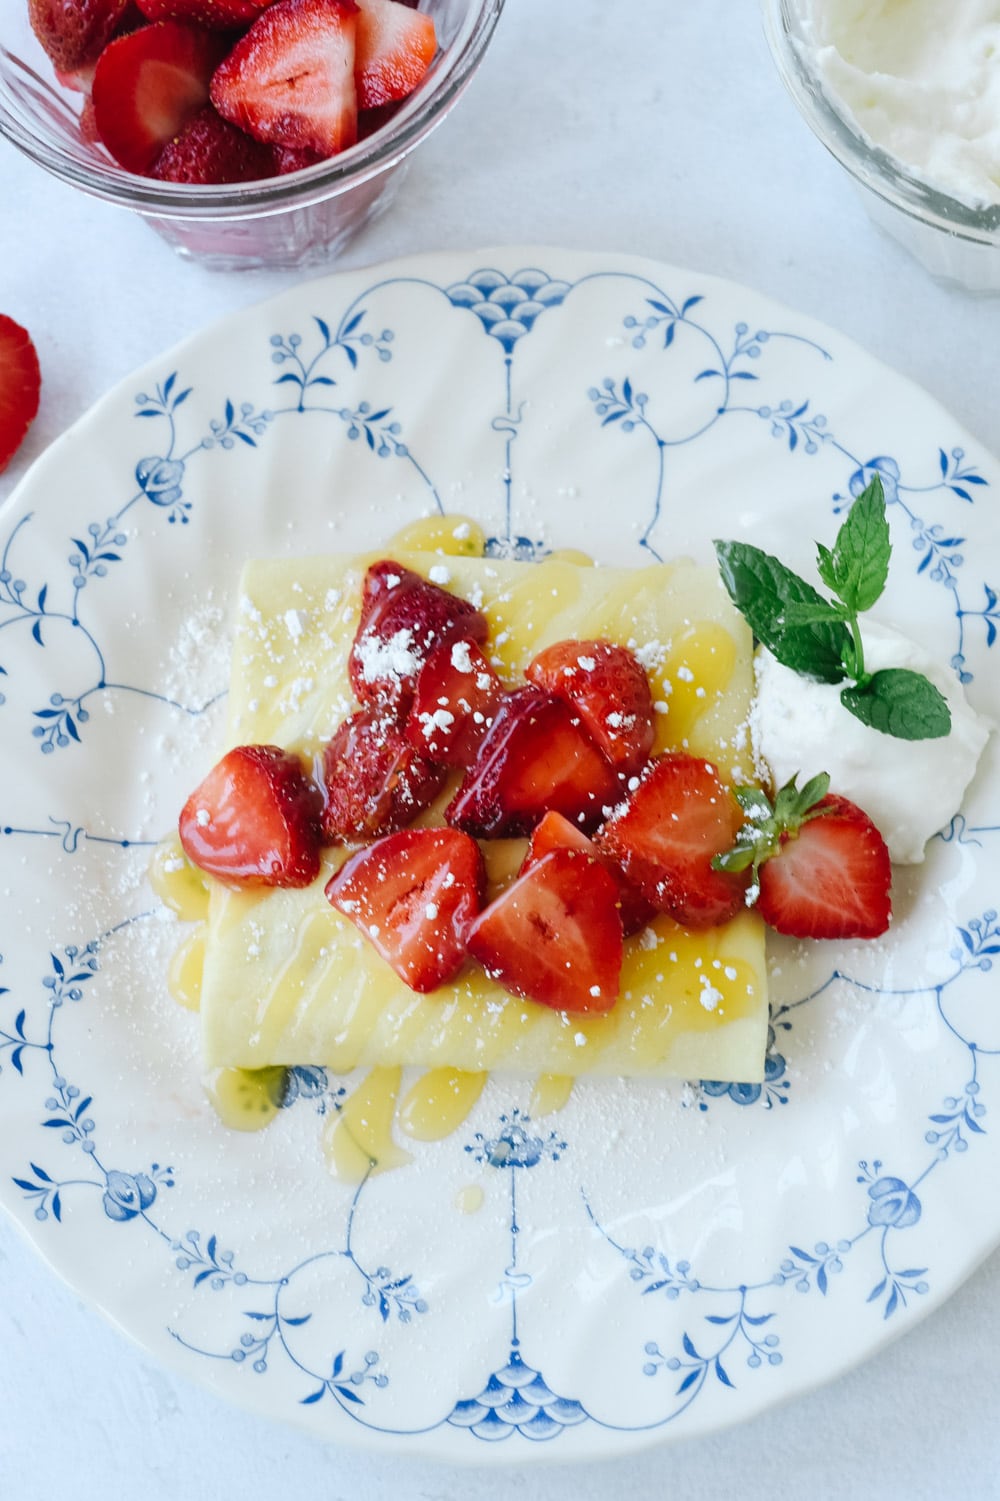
top-left (0, 0), bottom-right (504, 270)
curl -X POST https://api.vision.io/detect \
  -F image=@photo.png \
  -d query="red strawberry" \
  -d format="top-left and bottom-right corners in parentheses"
top-left (446, 686), bottom-right (621, 839)
top-left (321, 707), bottom-right (446, 843)
top-left (271, 143), bottom-right (325, 173)
top-left (467, 848), bottom-right (623, 1015)
top-left (211, 0), bottom-right (360, 158)
top-left (354, 0), bottom-right (436, 110)
top-left (152, 103), bottom-right (276, 182)
top-left (0, 317), bottom-right (42, 475)
top-left (406, 637), bottom-right (504, 767)
top-left (523, 810), bottom-right (655, 938)
top-left (29, 0), bottom-right (133, 72)
top-left (178, 744), bottom-right (323, 888)
top-left (56, 63), bottom-right (97, 94)
top-left (350, 561), bottom-right (489, 710)
top-left (136, 0), bottom-right (271, 28)
top-left (597, 753), bottom-right (749, 928)
top-left (92, 21), bottom-right (227, 173)
top-left (79, 96), bottom-right (101, 142)
top-left (756, 794), bottom-right (891, 940)
top-left (526, 639), bottom-right (654, 779)
top-left (326, 827), bottom-right (485, 991)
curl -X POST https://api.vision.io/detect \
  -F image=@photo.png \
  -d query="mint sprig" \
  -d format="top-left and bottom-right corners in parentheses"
top-left (714, 476), bottom-right (951, 741)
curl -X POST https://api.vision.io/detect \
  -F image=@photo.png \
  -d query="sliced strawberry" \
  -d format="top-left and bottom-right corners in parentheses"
top-left (467, 848), bottom-right (623, 1014)
top-left (178, 744), bottom-right (323, 888)
top-left (526, 639), bottom-right (655, 779)
top-left (597, 753), bottom-right (749, 928)
top-left (354, 0), bottom-right (436, 110)
top-left (211, 0), bottom-right (359, 158)
top-left (351, 560), bottom-right (489, 711)
top-left (446, 686), bottom-right (621, 839)
top-left (523, 810), bottom-right (655, 938)
top-left (30, 0), bottom-right (133, 72)
top-left (136, 0), bottom-right (271, 27)
top-left (326, 827), bottom-right (484, 991)
top-left (79, 96), bottom-right (101, 143)
top-left (92, 21), bottom-right (227, 173)
top-left (0, 317), bottom-right (42, 475)
top-left (756, 794), bottom-right (891, 940)
top-left (152, 103), bottom-right (276, 182)
top-left (271, 143), bottom-right (325, 173)
top-left (322, 707), bottom-right (446, 843)
top-left (406, 638), bottom-right (504, 767)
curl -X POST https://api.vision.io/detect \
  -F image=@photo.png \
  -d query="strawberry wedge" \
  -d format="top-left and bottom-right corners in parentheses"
top-left (136, 0), bottom-right (272, 26)
top-left (29, 0), bottom-right (134, 72)
top-left (526, 638), bottom-right (655, 779)
top-left (406, 637), bottom-right (505, 767)
top-left (0, 316), bottom-right (42, 475)
top-left (467, 848), bottom-right (624, 1015)
top-left (326, 827), bottom-right (485, 991)
top-left (211, 0), bottom-right (360, 157)
top-left (321, 707), bottom-right (446, 843)
top-left (92, 21), bottom-right (228, 173)
top-left (355, 0), bottom-right (436, 110)
top-left (523, 810), bottom-right (655, 937)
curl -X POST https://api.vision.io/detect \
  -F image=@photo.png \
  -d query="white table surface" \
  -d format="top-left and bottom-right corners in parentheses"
top-left (3, 1), bottom-right (1000, 1496)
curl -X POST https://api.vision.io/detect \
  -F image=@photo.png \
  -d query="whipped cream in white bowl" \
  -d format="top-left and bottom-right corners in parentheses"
top-left (753, 620), bottom-right (993, 863)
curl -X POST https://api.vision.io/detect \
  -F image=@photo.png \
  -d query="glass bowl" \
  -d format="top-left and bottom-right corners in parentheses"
top-left (0, 0), bottom-right (504, 271)
top-left (761, 0), bottom-right (1000, 294)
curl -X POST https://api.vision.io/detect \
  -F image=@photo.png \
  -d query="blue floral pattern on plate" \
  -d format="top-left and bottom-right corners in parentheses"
top-left (0, 249), bottom-right (997, 1460)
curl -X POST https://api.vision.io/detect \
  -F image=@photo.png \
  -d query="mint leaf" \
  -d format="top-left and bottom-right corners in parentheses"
top-left (819, 476), bottom-right (891, 614)
top-left (714, 540), bottom-right (851, 684)
top-left (781, 600), bottom-right (849, 628)
top-left (840, 668), bottom-right (951, 740)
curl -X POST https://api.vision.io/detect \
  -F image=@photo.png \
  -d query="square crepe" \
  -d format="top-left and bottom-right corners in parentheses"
top-left (200, 551), bottom-right (769, 1081)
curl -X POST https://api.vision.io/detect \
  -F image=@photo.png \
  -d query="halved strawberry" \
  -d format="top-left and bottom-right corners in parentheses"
top-left (211, 0), bottom-right (360, 158)
top-left (271, 143), bottom-right (325, 173)
top-left (0, 317), bottom-right (42, 475)
top-left (30, 0), bottom-right (134, 72)
top-left (467, 848), bottom-right (623, 1014)
top-left (523, 810), bottom-right (655, 938)
top-left (326, 827), bottom-right (484, 991)
top-left (350, 560), bottom-right (489, 710)
top-left (152, 103), bottom-right (276, 182)
top-left (91, 20), bottom-right (227, 173)
top-left (406, 637), bottom-right (504, 767)
top-left (597, 753), bottom-right (749, 928)
top-left (355, 0), bottom-right (436, 110)
top-left (526, 639), bottom-right (654, 780)
top-left (321, 707), bottom-right (446, 843)
top-left (136, 0), bottom-right (271, 27)
top-left (178, 744), bottom-right (323, 888)
top-left (446, 687), bottom-right (622, 839)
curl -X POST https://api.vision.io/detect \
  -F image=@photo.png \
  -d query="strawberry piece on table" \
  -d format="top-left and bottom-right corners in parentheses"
top-left (136, 0), bottom-right (271, 27)
top-left (597, 753), bottom-right (749, 929)
top-left (523, 810), bottom-right (655, 938)
top-left (211, 0), bottom-right (360, 157)
top-left (350, 560), bottom-right (489, 711)
top-left (92, 20), bottom-right (227, 173)
top-left (526, 638), bottom-right (655, 779)
top-left (152, 103), bottom-right (276, 182)
top-left (446, 686), bottom-right (622, 839)
top-left (0, 316), bottom-right (42, 476)
top-left (322, 707), bottom-right (447, 843)
top-left (406, 637), bottom-right (505, 767)
top-left (355, 0), bottom-right (436, 110)
top-left (326, 827), bottom-right (485, 991)
top-left (29, 0), bottom-right (134, 72)
top-left (467, 848), bottom-right (624, 1015)
top-left (178, 744), bottom-right (323, 888)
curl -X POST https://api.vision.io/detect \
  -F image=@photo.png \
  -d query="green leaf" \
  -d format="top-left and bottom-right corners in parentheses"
top-left (824, 476), bottom-right (892, 614)
top-left (781, 600), bottom-right (849, 628)
top-left (713, 540), bottom-right (851, 683)
top-left (840, 668), bottom-right (952, 740)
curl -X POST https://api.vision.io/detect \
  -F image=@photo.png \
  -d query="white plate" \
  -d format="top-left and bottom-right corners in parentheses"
top-left (1, 248), bottom-right (997, 1461)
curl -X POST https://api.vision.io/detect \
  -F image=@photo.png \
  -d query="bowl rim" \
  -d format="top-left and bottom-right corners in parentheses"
top-left (760, 0), bottom-right (1000, 246)
top-left (0, 0), bottom-right (505, 221)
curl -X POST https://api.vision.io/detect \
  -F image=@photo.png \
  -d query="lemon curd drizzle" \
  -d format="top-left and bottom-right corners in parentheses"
top-left (154, 514), bottom-right (768, 1166)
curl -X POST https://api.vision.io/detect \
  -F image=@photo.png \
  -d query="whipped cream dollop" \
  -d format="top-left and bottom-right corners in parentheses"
top-left (796, 0), bottom-right (1000, 208)
top-left (753, 621), bottom-right (991, 864)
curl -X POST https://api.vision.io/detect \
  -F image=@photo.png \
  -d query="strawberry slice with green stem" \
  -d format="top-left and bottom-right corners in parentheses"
top-left (211, 0), bottom-right (361, 158)
top-left (178, 743), bottom-right (323, 888)
top-left (466, 847), bottom-right (624, 1015)
top-left (596, 752), bottom-right (749, 929)
top-left (526, 638), bottom-right (654, 779)
top-left (326, 826), bottom-right (485, 991)
top-left (713, 773), bottom-right (892, 939)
